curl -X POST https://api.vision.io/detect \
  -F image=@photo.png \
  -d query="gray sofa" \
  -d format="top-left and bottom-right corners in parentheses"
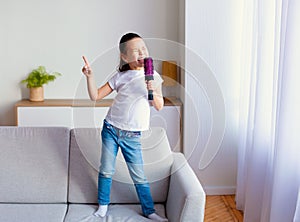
top-left (0, 126), bottom-right (205, 222)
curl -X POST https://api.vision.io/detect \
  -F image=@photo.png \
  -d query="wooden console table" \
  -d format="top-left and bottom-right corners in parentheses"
top-left (15, 97), bottom-right (182, 152)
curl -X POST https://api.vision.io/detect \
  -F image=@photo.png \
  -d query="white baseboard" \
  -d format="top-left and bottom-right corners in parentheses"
top-left (203, 186), bottom-right (236, 195)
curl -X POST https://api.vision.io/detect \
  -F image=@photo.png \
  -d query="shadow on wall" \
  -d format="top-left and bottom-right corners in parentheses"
top-left (20, 84), bottom-right (30, 100)
top-left (0, 102), bottom-right (17, 126)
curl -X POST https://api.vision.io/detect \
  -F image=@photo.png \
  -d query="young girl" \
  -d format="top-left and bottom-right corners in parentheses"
top-left (82, 33), bottom-right (168, 221)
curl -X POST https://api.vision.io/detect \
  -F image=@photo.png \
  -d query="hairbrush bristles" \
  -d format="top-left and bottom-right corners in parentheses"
top-left (144, 57), bottom-right (154, 75)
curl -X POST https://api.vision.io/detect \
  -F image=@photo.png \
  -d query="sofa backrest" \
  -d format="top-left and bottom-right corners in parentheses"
top-left (68, 127), bottom-right (173, 204)
top-left (0, 127), bottom-right (70, 203)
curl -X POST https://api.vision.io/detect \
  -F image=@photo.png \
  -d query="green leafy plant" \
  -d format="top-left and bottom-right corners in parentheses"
top-left (21, 66), bottom-right (62, 88)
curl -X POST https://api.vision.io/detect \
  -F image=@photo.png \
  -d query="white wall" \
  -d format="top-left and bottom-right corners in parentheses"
top-left (0, 0), bottom-right (179, 125)
top-left (184, 0), bottom-right (244, 194)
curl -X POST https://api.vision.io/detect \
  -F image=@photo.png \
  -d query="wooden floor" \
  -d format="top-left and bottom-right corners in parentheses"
top-left (204, 195), bottom-right (244, 222)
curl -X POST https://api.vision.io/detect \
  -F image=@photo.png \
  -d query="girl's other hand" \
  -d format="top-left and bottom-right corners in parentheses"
top-left (146, 80), bottom-right (155, 91)
top-left (82, 55), bottom-right (93, 77)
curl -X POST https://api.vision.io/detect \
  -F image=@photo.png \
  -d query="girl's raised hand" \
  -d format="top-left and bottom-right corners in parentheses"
top-left (82, 55), bottom-right (93, 77)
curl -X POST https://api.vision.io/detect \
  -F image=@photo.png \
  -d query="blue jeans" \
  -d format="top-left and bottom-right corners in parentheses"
top-left (98, 120), bottom-right (155, 216)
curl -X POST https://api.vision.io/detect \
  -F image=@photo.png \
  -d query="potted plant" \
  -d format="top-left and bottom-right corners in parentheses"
top-left (21, 66), bottom-right (62, 102)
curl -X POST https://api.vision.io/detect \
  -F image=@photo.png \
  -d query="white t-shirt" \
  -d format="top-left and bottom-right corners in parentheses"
top-left (105, 69), bottom-right (163, 131)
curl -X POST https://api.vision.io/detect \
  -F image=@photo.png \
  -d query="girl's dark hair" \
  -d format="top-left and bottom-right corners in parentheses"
top-left (118, 32), bottom-right (142, 72)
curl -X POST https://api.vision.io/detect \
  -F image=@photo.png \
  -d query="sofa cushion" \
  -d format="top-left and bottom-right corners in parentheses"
top-left (68, 127), bottom-right (173, 204)
top-left (0, 204), bottom-right (67, 222)
top-left (64, 204), bottom-right (166, 222)
top-left (0, 127), bottom-right (70, 203)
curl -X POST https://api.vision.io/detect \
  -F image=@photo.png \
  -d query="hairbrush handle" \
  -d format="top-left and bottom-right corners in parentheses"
top-left (144, 57), bottom-right (154, 100)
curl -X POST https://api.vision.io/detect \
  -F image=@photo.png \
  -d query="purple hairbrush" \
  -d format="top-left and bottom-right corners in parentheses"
top-left (144, 57), bottom-right (154, 100)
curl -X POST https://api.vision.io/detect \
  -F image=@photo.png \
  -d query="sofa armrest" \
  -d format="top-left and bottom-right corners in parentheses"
top-left (166, 153), bottom-right (206, 222)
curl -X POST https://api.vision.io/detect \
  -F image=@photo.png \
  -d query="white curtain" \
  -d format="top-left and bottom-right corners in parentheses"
top-left (236, 0), bottom-right (300, 221)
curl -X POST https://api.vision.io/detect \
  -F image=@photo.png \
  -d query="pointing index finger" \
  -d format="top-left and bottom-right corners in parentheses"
top-left (82, 56), bottom-right (90, 66)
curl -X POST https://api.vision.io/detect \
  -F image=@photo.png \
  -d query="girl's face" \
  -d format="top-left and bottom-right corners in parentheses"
top-left (121, 37), bottom-right (149, 70)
